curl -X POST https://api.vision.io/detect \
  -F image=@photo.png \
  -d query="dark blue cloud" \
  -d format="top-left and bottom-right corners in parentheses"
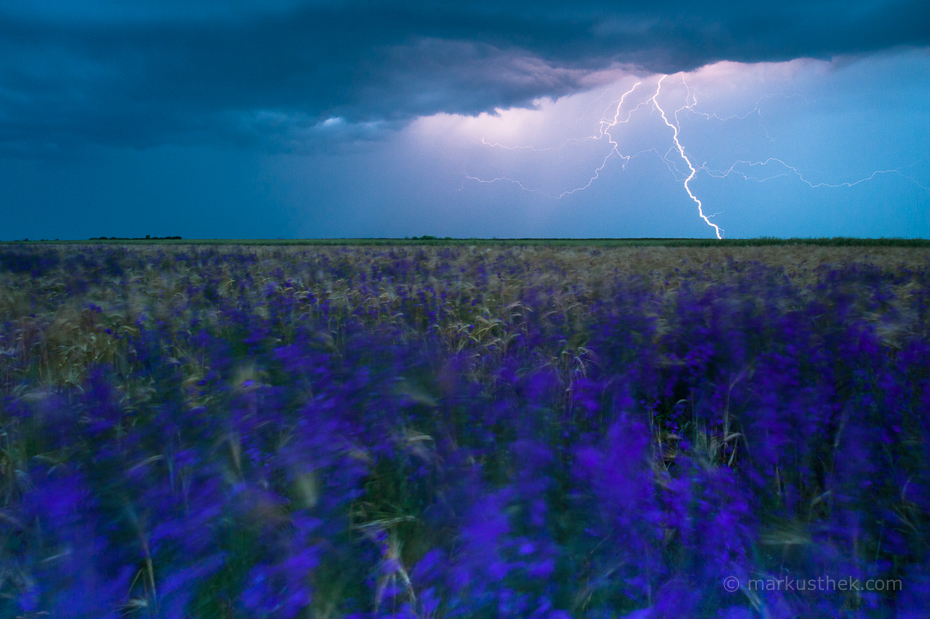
top-left (1, 1), bottom-right (928, 154)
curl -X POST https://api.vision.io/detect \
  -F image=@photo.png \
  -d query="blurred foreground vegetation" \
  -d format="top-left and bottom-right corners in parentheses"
top-left (0, 243), bottom-right (928, 617)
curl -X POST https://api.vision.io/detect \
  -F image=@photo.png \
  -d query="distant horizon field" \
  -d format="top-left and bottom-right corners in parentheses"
top-left (3, 236), bottom-right (930, 248)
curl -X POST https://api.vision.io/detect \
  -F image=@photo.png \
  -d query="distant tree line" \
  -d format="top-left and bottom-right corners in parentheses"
top-left (89, 235), bottom-right (182, 240)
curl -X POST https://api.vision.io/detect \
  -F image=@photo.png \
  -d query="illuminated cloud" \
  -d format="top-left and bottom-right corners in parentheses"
top-left (1, 1), bottom-right (928, 152)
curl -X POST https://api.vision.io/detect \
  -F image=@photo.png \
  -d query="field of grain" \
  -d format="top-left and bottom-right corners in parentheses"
top-left (1, 243), bottom-right (928, 618)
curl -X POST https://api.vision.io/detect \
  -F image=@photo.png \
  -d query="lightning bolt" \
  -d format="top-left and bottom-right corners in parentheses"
top-left (460, 169), bottom-right (543, 195)
top-left (651, 75), bottom-right (724, 239)
top-left (702, 158), bottom-right (930, 192)
top-left (463, 75), bottom-right (728, 237)
top-left (675, 80), bottom-right (789, 142)
top-left (462, 81), bottom-right (652, 198)
top-left (463, 72), bottom-right (928, 239)
top-left (557, 81), bottom-right (656, 198)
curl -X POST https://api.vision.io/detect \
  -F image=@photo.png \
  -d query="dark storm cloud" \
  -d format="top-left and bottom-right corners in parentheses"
top-left (1, 0), bottom-right (928, 153)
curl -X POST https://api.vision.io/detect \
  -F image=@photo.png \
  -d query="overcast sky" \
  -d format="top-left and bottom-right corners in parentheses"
top-left (1, 0), bottom-right (928, 239)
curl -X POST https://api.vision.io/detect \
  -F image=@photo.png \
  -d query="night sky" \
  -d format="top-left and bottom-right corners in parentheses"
top-left (2, 1), bottom-right (928, 239)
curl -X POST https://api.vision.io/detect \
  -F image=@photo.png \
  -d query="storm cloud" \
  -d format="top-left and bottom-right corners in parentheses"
top-left (2, 0), bottom-right (928, 153)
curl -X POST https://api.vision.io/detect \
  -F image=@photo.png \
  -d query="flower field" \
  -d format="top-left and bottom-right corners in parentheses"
top-left (1, 243), bottom-right (928, 618)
